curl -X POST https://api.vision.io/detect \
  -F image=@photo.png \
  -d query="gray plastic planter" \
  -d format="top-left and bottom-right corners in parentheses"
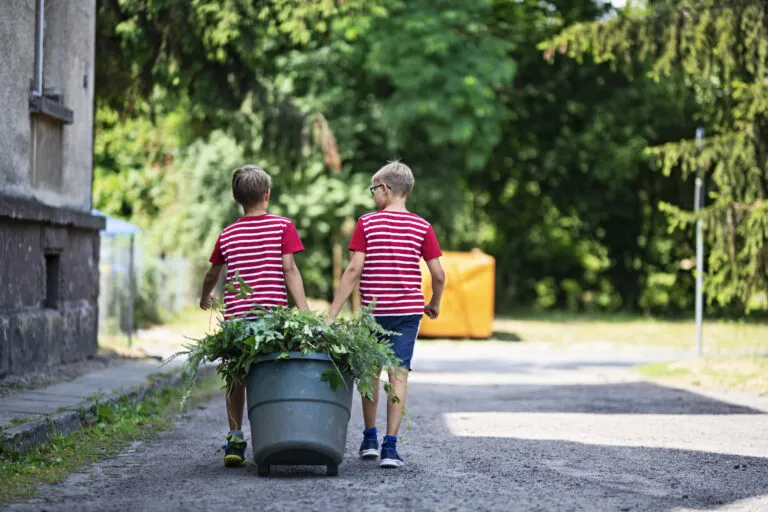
top-left (246, 352), bottom-right (354, 477)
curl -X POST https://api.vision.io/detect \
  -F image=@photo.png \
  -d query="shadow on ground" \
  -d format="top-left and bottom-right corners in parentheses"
top-left (414, 378), bottom-right (762, 415)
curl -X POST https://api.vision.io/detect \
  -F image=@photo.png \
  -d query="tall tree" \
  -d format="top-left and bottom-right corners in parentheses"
top-left (465, 0), bottom-right (698, 311)
top-left (542, 0), bottom-right (768, 309)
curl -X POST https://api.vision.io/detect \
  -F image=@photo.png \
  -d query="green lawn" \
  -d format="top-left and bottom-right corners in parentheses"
top-left (493, 311), bottom-right (768, 353)
top-left (495, 310), bottom-right (768, 395)
top-left (635, 357), bottom-right (768, 396)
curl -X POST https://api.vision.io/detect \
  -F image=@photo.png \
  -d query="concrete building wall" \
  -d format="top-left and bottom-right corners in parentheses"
top-left (0, 215), bottom-right (101, 377)
top-left (0, 0), bottom-right (95, 210)
top-left (0, 0), bottom-right (104, 378)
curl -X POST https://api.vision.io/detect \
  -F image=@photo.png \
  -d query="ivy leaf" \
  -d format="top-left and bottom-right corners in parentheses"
top-left (321, 368), bottom-right (344, 391)
top-left (357, 379), bottom-right (374, 401)
top-left (383, 381), bottom-right (400, 404)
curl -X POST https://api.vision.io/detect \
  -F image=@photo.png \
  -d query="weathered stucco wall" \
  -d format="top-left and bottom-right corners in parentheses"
top-left (0, 1), bottom-right (35, 196)
top-left (0, 0), bottom-right (96, 211)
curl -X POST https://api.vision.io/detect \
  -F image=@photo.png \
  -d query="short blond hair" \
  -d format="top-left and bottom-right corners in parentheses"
top-left (372, 160), bottom-right (414, 197)
top-left (232, 165), bottom-right (271, 206)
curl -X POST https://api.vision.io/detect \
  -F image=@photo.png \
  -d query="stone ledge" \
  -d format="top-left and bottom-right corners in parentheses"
top-left (0, 194), bottom-right (105, 231)
top-left (1, 365), bottom-right (215, 453)
top-left (29, 94), bottom-right (74, 125)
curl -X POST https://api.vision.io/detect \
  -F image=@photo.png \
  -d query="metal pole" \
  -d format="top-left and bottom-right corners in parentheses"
top-left (695, 127), bottom-right (705, 356)
top-left (128, 234), bottom-right (135, 347)
top-left (175, 258), bottom-right (183, 313)
top-left (33, 0), bottom-right (44, 96)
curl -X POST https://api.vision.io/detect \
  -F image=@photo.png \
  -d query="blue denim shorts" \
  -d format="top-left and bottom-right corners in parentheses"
top-left (374, 315), bottom-right (423, 370)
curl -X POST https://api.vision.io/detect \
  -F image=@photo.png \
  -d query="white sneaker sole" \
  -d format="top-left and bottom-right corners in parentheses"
top-left (380, 458), bottom-right (404, 468)
top-left (360, 448), bottom-right (379, 459)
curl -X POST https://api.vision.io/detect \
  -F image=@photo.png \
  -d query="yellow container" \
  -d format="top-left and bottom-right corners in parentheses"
top-left (419, 250), bottom-right (495, 339)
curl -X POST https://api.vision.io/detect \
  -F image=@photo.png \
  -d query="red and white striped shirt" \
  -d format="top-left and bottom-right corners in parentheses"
top-left (349, 210), bottom-right (442, 317)
top-left (210, 214), bottom-right (304, 320)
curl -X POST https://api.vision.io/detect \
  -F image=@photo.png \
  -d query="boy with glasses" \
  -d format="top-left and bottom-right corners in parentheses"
top-left (328, 160), bottom-right (446, 468)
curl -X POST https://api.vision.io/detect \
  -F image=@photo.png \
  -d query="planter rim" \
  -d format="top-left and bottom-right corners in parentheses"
top-left (254, 351), bottom-right (332, 363)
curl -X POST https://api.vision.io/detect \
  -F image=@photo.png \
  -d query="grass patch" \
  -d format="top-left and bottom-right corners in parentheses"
top-left (635, 356), bottom-right (768, 395)
top-left (0, 374), bottom-right (221, 506)
top-left (6, 418), bottom-right (34, 428)
top-left (0, 383), bottom-right (31, 398)
top-left (634, 361), bottom-right (693, 379)
top-left (494, 311), bottom-right (768, 353)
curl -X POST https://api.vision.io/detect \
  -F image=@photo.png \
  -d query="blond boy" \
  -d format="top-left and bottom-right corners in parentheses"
top-left (200, 165), bottom-right (308, 466)
top-left (329, 161), bottom-right (446, 468)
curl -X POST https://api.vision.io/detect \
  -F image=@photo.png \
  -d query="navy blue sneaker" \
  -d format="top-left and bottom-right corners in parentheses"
top-left (223, 431), bottom-right (247, 467)
top-left (359, 427), bottom-right (379, 460)
top-left (380, 436), bottom-right (404, 468)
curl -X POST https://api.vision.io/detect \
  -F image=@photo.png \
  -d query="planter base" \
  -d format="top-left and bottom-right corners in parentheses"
top-left (246, 352), bottom-right (353, 477)
top-left (256, 463), bottom-right (338, 477)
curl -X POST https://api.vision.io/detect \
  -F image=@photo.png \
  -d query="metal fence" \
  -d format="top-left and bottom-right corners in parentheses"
top-left (98, 232), bottom-right (196, 345)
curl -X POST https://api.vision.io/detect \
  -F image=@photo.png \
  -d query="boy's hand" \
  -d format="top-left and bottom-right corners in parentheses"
top-left (424, 301), bottom-right (440, 319)
top-left (200, 264), bottom-right (223, 311)
top-left (324, 315), bottom-right (336, 326)
top-left (200, 294), bottom-right (214, 310)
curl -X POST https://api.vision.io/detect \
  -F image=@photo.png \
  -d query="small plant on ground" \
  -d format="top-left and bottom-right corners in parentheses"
top-left (0, 376), bottom-right (220, 505)
top-left (6, 417), bottom-right (32, 428)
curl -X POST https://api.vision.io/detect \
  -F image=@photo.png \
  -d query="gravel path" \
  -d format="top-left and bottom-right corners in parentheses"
top-left (9, 341), bottom-right (768, 512)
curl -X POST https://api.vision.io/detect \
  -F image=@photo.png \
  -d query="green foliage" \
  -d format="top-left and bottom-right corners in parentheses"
top-left (170, 304), bottom-right (401, 409)
top-left (354, 0), bottom-right (515, 171)
top-left (0, 378), bottom-right (219, 505)
top-left (93, 106), bottom-right (182, 224)
top-left (470, 0), bottom-right (698, 312)
top-left (541, 0), bottom-right (768, 310)
top-left (93, 0), bottom-right (752, 317)
top-left (151, 130), bottom-right (244, 263)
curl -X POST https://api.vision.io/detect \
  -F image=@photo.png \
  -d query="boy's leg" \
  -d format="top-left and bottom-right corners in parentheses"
top-left (379, 314), bottom-right (421, 468)
top-left (223, 377), bottom-right (247, 467)
top-left (361, 369), bottom-right (382, 429)
top-left (359, 315), bottom-right (397, 460)
top-left (385, 367), bottom-right (408, 436)
top-left (226, 377), bottom-right (246, 431)
top-left (359, 369), bottom-right (382, 459)
top-left (362, 315), bottom-right (394, 431)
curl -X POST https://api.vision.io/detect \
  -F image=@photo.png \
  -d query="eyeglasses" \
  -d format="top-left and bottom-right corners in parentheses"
top-left (369, 184), bottom-right (391, 197)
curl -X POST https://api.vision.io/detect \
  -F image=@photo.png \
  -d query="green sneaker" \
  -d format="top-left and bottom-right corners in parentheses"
top-left (223, 431), bottom-right (247, 467)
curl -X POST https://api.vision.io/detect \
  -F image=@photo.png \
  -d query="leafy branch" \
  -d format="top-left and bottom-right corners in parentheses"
top-left (166, 301), bottom-right (402, 410)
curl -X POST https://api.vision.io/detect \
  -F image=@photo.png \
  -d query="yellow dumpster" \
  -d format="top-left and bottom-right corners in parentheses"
top-left (419, 250), bottom-right (495, 339)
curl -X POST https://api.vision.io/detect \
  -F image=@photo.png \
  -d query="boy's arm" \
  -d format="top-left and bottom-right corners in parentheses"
top-left (424, 257), bottom-right (445, 319)
top-left (282, 253), bottom-right (308, 310)
top-left (200, 263), bottom-right (224, 309)
top-left (328, 251), bottom-right (366, 319)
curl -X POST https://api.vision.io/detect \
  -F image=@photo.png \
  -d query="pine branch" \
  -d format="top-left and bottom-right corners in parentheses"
top-left (608, 0), bottom-right (768, 21)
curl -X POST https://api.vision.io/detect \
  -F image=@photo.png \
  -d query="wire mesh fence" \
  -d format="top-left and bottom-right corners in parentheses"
top-left (98, 234), bottom-right (197, 343)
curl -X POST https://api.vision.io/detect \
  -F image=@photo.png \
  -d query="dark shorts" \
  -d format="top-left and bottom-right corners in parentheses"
top-left (374, 315), bottom-right (423, 370)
